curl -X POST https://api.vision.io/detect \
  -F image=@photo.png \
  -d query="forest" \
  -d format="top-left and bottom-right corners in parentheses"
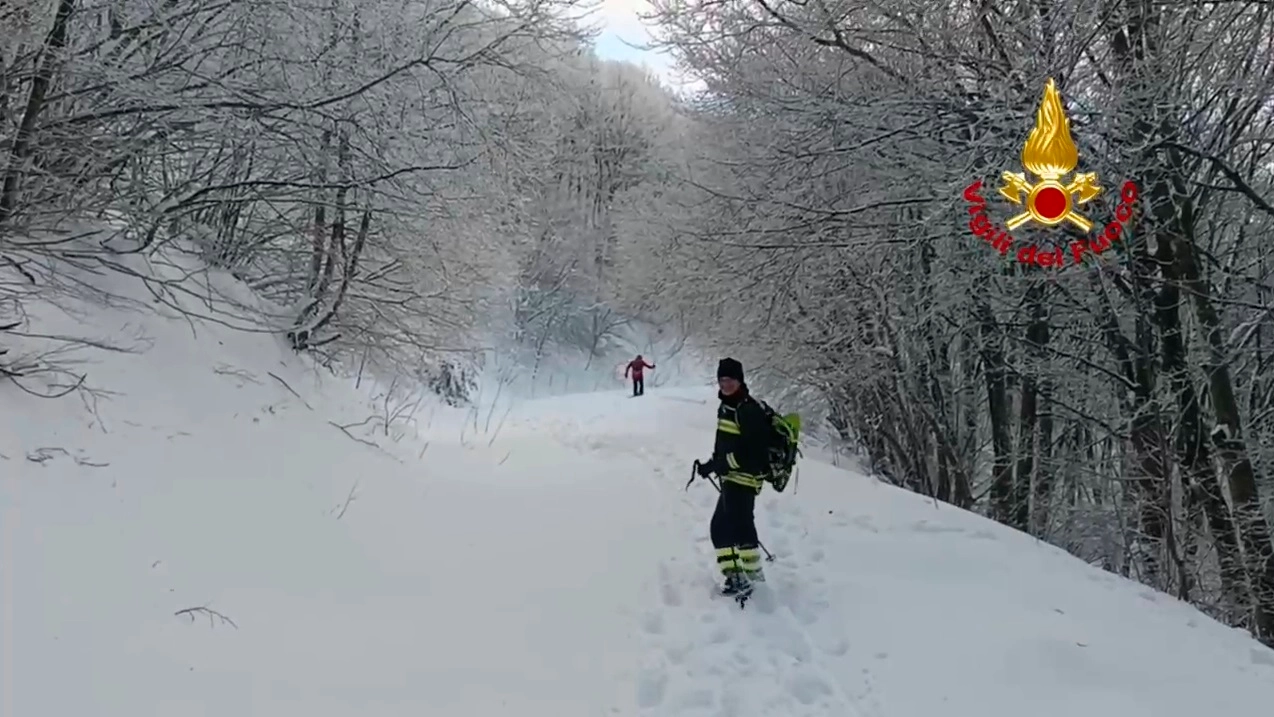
top-left (4, 0), bottom-right (1274, 646)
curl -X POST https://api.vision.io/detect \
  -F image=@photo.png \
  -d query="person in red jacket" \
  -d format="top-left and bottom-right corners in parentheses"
top-left (624, 355), bottom-right (655, 396)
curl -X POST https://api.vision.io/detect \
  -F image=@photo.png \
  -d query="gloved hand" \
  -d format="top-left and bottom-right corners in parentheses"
top-left (696, 459), bottom-right (715, 478)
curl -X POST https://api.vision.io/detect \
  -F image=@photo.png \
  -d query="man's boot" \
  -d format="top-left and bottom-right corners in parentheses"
top-left (720, 572), bottom-right (752, 598)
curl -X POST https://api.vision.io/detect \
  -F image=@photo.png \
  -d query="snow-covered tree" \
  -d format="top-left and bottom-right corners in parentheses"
top-left (1, 0), bottom-right (690, 397)
top-left (642, 0), bottom-right (1274, 646)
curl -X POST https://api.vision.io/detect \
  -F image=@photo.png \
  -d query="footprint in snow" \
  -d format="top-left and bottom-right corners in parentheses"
top-left (635, 670), bottom-right (667, 709)
top-left (786, 672), bottom-right (834, 706)
top-left (641, 611), bottom-right (664, 635)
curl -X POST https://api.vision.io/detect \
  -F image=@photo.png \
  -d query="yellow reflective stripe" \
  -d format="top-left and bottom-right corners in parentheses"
top-left (715, 547), bottom-right (741, 573)
top-left (726, 453), bottom-right (740, 469)
top-left (723, 473), bottom-right (764, 489)
top-left (717, 419), bottom-right (740, 435)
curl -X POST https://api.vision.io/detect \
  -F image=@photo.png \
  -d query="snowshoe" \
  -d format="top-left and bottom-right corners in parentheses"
top-left (720, 578), bottom-right (741, 596)
top-left (721, 574), bottom-right (753, 607)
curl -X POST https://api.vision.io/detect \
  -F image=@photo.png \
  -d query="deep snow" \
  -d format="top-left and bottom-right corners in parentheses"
top-left (4, 258), bottom-right (1274, 717)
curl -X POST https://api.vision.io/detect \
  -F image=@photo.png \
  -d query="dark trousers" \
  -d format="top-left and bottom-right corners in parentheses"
top-left (710, 480), bottom-right (762, 577)
top-left (632, 376), bottom-right (644, 396)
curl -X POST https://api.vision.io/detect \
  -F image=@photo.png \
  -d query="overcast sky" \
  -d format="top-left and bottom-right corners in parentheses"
top-left (586, 0), bottom-right (694, 90)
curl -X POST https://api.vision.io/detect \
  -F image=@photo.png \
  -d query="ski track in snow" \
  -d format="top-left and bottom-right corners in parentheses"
top-left (579, 435), bottom-right (880, 717)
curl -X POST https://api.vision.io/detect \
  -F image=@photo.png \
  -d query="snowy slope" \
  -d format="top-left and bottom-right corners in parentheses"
top-left (4, 263), bottom-right (1274, 717)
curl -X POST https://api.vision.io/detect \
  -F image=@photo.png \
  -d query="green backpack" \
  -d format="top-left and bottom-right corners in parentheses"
top-left (756, 400), bottom-right (802, 492)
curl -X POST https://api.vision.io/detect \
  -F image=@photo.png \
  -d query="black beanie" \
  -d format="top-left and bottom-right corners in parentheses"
top-left (717, 357), bottom-right (744, 382)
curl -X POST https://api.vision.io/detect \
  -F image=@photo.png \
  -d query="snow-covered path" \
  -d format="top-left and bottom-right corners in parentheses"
top-left (307, 443), bottom-right (678, 716)
top-left (539, 403), bottom-right (871, 717)
top-left (633, 458), bottom-right (873, 717)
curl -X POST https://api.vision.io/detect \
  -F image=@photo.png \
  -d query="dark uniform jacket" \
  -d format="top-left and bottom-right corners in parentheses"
top-left (711, 388), bottom-right (770, 491)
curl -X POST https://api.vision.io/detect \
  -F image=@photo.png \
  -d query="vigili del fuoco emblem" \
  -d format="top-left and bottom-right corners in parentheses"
top-left (962, 78), bottom-right (1141, 269)
top-left (998, 78), bottom-right (1101, 233)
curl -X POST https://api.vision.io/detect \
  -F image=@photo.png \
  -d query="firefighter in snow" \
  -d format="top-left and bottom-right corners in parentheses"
top-left (697, 357), bottom-right (768, 596)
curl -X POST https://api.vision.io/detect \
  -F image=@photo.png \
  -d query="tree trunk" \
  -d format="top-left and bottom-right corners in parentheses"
top-left (977, 300), bottom-right (1014, 524)
top-left (292, 125), bottom-right (349, 348)
top-left (306, 128), bottom-right (333, 296)
top-left (308, 208), bottom-right (371, 337)
top-left (1153, 187), bottom-right (1248, 615)
top-left (1016, 278), bottom-right (1049, 534)
top-left (1171, 190), bottom-right (1274, 643)
top-left (0, 0), bottom-right (77, 225)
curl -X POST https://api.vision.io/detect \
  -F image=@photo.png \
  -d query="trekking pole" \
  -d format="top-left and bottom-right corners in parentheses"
top-left (688, 461), bottom-right (776, 563)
